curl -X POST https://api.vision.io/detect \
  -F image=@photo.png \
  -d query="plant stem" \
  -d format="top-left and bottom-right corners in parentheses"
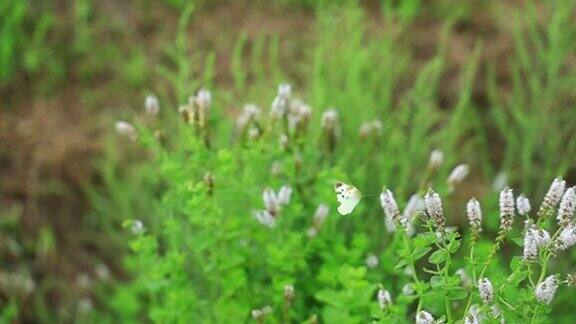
top-left (401, 231), bottom-right (423, 312)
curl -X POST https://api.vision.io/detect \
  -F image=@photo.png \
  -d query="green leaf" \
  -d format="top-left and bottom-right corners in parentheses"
top-left (430, 275), bottom-right (443, 289)
top-left (411, 247), bottom-right (432, 260)
top-left (448, 240), bottom-right (461, 253)
top-left (394, 259), bottom-right (407, 270)
top-left (428, 250), bottom-right (447, 264)
top-left (447, 286), bottom-right (468, 300)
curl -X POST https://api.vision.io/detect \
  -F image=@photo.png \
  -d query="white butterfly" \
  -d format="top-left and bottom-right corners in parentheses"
top-left (334, 181), bottom-right (362, 215)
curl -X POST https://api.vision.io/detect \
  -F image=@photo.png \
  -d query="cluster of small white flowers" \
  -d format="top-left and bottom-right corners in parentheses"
top-left (358, 119), bottom-right (383, 140)
top-left (307, 204), bottom-right (329, 238)
top-left (254, 186), bottom-right (292, 228)
top-left (180, 88), bottom-right (212, 128)
top-left (456, 268), bottom-right (472, 287)
top-left (365, 253), bottom-right (379, 268)
top-left (499, 188), bottom-right (515, 232)
top-left (380, 188), bottom-right (401, 226)
top-left (287, 99), bottom-right (312, 132)
top-left (270, 83), bottom-right (291, 120)
top-left (535, 275), bottom-right (559, 304)
top-left (283, 285), bottom-right (295, 304)
top-left (251, 305), bottom-right (273, 320)
top-left (0, 270), bottom-right (35, 296)
top-left (425, 189), bottom-right (445, 232)
top-left (402, 283), bottom-right (414, 295)
top-left (516, 194), bottom-right (531, 216)
top-left (429, 149), bottom-right (444, 170)
top-left (321, 109), bottom-right (340, 134)
top-left (131, 220), bottom-right (145, 234)
top-left (196, 88), bottom-right (212, 109)
top-left (466, 198), bottom-right (482, 235)
top-left (447, 164), bottom-right (469, 191)
top-left (415, 310), bottom-right (435, 324)
top-left (478, 277), bottom-right (494, 304)
top-left (539, 178), bottom-right (566, 216)
top-left (557, 186), bottom-right (576, 227)
top-left (254, 211), bottom-right (276, 228)
top-left (145, 94), bottom-right (160, 116)
top-left (377, 288), bottom-right (392, 309)
top-left (523, 225), bottom-right (551, 260)
top-left (464, 312), bottom-right (479, 324)
top-left (401, 194), bottom-right (424, 236)
top-left (115, 121), bottom-right (137, 141)
top-left (77, 297), bottom-right (94, 313)
top-left (554, 223), bottom-right (576, 251)
top-left (236, 104), bottom-right (261, 131)
top-left (95, 263), bottom-right (111, 281)
top-left (248, 127), bottom-right (260, 140)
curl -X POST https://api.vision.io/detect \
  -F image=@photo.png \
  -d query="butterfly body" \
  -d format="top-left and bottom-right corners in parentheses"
top-left (334, 181), bottom-right (362, 215)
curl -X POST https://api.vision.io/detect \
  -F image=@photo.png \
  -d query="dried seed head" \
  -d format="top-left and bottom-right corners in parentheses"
top-left (380, 188), bottom-right (401, 226)
top-left (425, 189), bottom-right (445, 233)
top-left (478, 277), bottom-right (494, 304)
top-left (516, 194), bottom-right (531, 216)
top-left (415, 310), bottom-right (434, 324)
top-left (447, 164), bottom-right (469, 191)
top-left (554, 223), bottom-right (576, 251)
top-left (377, 288), bottom-right (392, 309)
top-left (466, 198), bottom-right (482, 240)
top-left (499, 188), bottom-right (515, 233)
top-left (557, 186), bottom-right (576, 227)
top-left (115, 121), bottom-right (137, 141)
top-left (535, 275), bottom-right (559, 304)
top-left (365, 253), bottom-right (379, 269)
top-left (145, 94), bottom-right (160, 116)
top-left (539, 178), bottom-right (566, 218)
top-left (429, 149), bottom-right (444, 170)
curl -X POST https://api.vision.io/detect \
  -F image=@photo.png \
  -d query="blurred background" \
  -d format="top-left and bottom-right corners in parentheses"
top-left (1, 0), bottom-right (575, 322)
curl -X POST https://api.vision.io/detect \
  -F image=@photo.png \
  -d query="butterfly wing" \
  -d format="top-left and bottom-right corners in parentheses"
top-left (334, 181), bottom-right (361, 215)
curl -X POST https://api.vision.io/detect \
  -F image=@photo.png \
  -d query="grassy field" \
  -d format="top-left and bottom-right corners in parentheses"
top-left (1, 0), bottom-right (576, 322)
